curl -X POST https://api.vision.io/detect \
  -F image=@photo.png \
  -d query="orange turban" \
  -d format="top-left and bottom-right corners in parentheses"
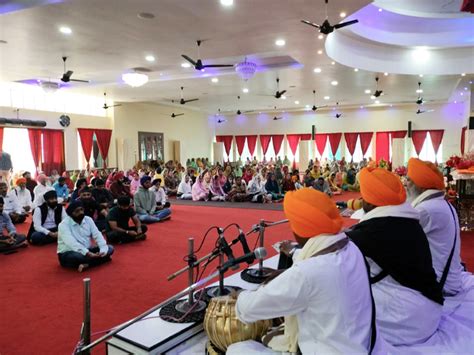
top-left (16, 178), bottom-right (26, 185)
top-left (407, 158), bottom-right (444, 191)
top-left (283, 188), bottom-right (343, 238)
top-left (359, 167), bottom-right (406, 207)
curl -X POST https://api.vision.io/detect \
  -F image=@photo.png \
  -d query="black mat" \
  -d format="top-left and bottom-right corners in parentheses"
top-left (171, 199), bottom-right (284, 211)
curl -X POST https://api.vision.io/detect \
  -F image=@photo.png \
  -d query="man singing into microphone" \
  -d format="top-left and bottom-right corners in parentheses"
top-left (228, 188), bottom-right (378, 354)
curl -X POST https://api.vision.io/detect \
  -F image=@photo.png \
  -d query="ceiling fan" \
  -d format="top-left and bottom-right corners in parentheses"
top-left (182, 40), bottom-right (234, 71)
top-left (333, 102), bottom-right (343, 118)
top-left (171, 113), bottom-right (184, 118)
top-left (415, 82), bottom-right (434, 105)
top-left (273, 116), bottom-right (284, 121)
top-left (301, 0), bottom-right (359, 35)
top-left (236, 96), bottom-right (254, 115)
top-left (416, 108), bottom-right (435, 115)
top-left (372, 77), bottom-right (384, 98)
top-left (310, 90), bottom-right (327, 111)
top-left (102, 92), bottom-right (122, 110)
top-left (172, 87), bottom-right (199, 105)
top-left (61, 57), bottom-right (89, 83)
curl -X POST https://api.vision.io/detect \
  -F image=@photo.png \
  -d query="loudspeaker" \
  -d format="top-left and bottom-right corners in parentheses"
top-left (469, 116), bottom-right (474, 129)
top-left (311, 125), bottom-right (316, 140)
top-left (408, 121), bottom-right (412, 138)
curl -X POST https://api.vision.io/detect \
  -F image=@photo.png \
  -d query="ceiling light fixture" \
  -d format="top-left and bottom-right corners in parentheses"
top-left (211, 77), bottom-right (219, 83)
top-left (460, 92), bottom-right (464, 96)
top-left (331, 61), bottom-right (336, 65)
top-left (122, 72), bottom-right (149, 87)
top-left (242, 88), bottom-right (249, 93)
top-left (181, 62), bottom-right (191, 68)
top-left (314, 67), bottom-right (322, 73)
top-left (305, 104), bottom-right (311, 109)
top-left (360, 105), bottom-right (364, 109)
top-left (324, 96), bottom-right (330, 100)
top-left (419, 74), bottom-right (424, 77)
top-left (375, 100), bottom-right (380, 104)
top-left (275, 39), bottom-right (286, 46)
top-left (220, 0), bottom-right (234, 6)
top-left (59, 26), bottom-right (72, 35)
top-left (365, 89), bottom-right (371, 94)
top-left (145, 55), bottom-right (155, 62)
top-left (384, 72), bottom-right (389, 76)
top-left (331, 80), bottom-right (338, 86)
top-left (416, 89), bottom-right (423, 93)
top-left (340, 12), bottom-right (346, 18)
top-left (317, 49), bottom-right (323, 55)
top-left (294, 100), bottom-right (300, 105)
top-left (370, 95), bottom-right (376, 100)
top-left (378, 8), bottom-right (383, 12)
top-left (235, 58), bottom-right (257, 81)
top-left (318, 34), bottom-right (324, 40)
top-left (413, 47), bottom-right (430, 63)
top-left (464, 87), bottom-right (468, 90)
top-left (461, 73), bottom-right (466, 76)
top-left (354, 68), bottom-right (359, 72)
top-left (281, 95), bottom-right (287, 100)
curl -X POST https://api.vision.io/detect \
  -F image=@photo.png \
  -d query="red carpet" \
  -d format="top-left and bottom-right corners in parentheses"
top-left (0, 204), bottom-right (472, 355)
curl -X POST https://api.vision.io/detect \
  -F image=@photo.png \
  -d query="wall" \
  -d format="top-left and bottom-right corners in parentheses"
top-left (0, 106), bottom-right (115, 170)
top-left (113, 102), bottom-right (214, 170)
top-left (215, 100), bottom-right (470, 162)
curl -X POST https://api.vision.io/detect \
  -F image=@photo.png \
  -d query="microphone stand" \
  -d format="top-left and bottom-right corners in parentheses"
top-left (241, 219), bottom-right (288, 284)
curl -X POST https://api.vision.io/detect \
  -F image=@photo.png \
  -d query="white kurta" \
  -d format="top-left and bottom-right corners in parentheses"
top-left (233, 241), bottom-right (373, 354)
top-left (411, 190), bottom-right (463, 295)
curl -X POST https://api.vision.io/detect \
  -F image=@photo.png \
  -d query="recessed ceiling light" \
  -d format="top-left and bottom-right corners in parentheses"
top-left (211, 77), bottom-right (219, 83)
top-left (181, 62), bottom-right (191, 68)
top-left (137, 12), bottom-right (155, 19)
top-left (324, 96), bottom-right (330, 100)
top-left (340, 12), bottom-right (346, 18)
top-left (59, 26), bottom-right (72, 35)
top-left (145, 55), bottom-right (155, 62)
top-left (384, 72), bottom-right (389, 76)
top-left (460, 92), bottom-right (464, 96)
top-left (242, 88), bottom-right (249, 93)
top-left (461, 73), bottom-right (466, 76)
top-left (281, 95), bottom-right (287, 100)
top-left (375, 100), bottom-right (380, 104)
top-left (331, 61), bottom-right (336, 65)
top-left (317, 49), bottom-right (323, 55)
top-left (331, 80), bottom-right (338, 86)
top-left (313, 67), bottom-right (322, 73)
top-left (294, 100), bottom-right (300, 105)
top-left (454, 100), bottom-right (457, 104)
top-left (159, 73), bottom-right (164, 76)
top-left (354, 68), bottom-right (359, 72)
top-left (390, 104), bottom-right (393, 107)
top-left (464, 87), bottom-right (468, 90)
top-left (365, 89), bottom-right (371, 94)
top-left (318, 34), bottom-right (324, 40)
top-left (418, 74), bottom-right (423, 78)
top-left (275, 39), bottom-right (286, 46)
top-left (305, 104), bottom-right (311, 109)
top-left (220, 0), bottom-right (233, 6)
top-left (416, 89), bottom-right (423, 93)
top-left (378, 8), bottom-right (383, 12)
top-left (360, 105), bottom-right (364, 109)
top-left (370, 95), bottom-right (376, 100)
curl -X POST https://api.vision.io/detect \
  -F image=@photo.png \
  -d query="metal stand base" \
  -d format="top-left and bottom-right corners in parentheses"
top-left (240, 267), bottom-right (275, 284)
top-left (159, 299), bottom-right (207, 323)
top-left (195, 285), bottom-right (242, 301)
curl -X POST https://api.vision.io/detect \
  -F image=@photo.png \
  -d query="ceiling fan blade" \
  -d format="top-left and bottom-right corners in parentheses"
top-left (244, 110), bottom-right (254, 113)
top-left (70, 79), bottom-right (90, 83)
top-left (334, 19), bottom-right (359, 29)
top-left (202, 64), bottom-right (234, 68)
top-left (301, 20), bottom-right (320, 29)
top-left (279, 90), bottom-right (287, 96)
top-left (174, 113), bottom-right (184, 117)
top-left (181, 55), bottom-right (197, 66)
top-left (183, 98), bottom-right (199, 103)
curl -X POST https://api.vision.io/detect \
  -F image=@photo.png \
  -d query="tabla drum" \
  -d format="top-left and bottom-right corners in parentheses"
top-left (203, 295), bottom-right (271, 352)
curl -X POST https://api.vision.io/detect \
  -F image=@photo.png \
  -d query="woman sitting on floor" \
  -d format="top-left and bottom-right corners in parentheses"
top-left (227, 176), bottom-right (248, 202)
top-left (265, 173), bottom-right (284, 201)
top-left (191, 173), bottom-right (210, 201)
top-left (247, 174), bottom-right (272, 203)
top-left (328, 173), bottom-right (342, 195)
top-left (209, 175), bottom-right (226, 201)
top-left (177, 175), bottom-right (193, 200)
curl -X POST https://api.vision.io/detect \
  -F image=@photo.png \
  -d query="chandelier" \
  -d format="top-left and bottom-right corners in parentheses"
top-left (122, 72), bottom-right (149, 87)
top-left (235, 58), bottom-right (258, 81)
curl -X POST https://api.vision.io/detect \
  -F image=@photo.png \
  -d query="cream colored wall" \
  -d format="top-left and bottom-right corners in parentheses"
top-left (215, 101), bottom-right (469, 162)
top-left (113, 103), bottom-right (214, 170)
top-left (0, 106), bottom-right (116, 170)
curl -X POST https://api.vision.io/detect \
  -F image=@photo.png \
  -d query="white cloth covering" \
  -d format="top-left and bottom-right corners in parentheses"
top-left (234, 235), bottom-right (373, 355)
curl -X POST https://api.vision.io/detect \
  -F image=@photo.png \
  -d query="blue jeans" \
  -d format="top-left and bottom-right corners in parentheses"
top-left (30, 231), bottom-right (57, 245)
top-left (137, 208), bottom-right (171, 224)
top-left (58, 246), bottom-right (114, 269)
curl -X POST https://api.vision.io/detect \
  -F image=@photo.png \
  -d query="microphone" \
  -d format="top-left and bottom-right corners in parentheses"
top-left (237, 229), bottom-right (253, 264)
top-left (220, 247), bottom-right (267, 273)
top-left (218, 228), bottom-right (235, 261)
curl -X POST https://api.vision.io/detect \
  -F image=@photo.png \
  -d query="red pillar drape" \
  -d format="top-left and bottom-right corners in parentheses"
top-left (429, 129), bottom-right (444, 161)
top-left (259, 135), bottom-right (272, 156)
top-left (344, 133), bottom-right (359, 157)
top-left (94, 129), bottom-right (112, 168)
top-left (272, 134), bottom-right (284, 156)
top-left (461, 0), bottom-right (474, 13)
top-left (315, 134), bottom-right (328, 156)
top-left (300, 134), bottom-right (312, 141)
top-left (42, 130), bottom-right (65, 175)
top-left (390, 130), bottom-right (407, 141)
top-left (246, 135), bottom-right (257, 157)
top-left (77, 128), bottom-right (95, 169)
top-left (216, 135), bottom-right (233, 156)
top-left (461, 126), bottom-right (467, 155)
top-left (0, 127), bottom-right (3, 152)
top-left (376, 132), bottom-right (390, 162)
top-left (412, 130), bottom-right (429, 156)
top-left (286, 134), bottom-right (301, 156)
top-left (359, 132), bottom-right (373, 157)
top-left (235, 136), bottom-right (246, 156)
top-left (28, 129), bottom-right (43, 175)
top-left (327, 133), bottom-right (342, 156)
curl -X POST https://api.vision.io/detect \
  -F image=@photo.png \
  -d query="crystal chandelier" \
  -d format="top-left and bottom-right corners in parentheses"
top-left (122, 72), bottom-right (149, 87)
top-left (235, 58), bottom-right (257, 81)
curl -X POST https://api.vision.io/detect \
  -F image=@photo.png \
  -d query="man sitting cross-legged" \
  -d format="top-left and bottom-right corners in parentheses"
top-left (134, 176), bottom-right (171, 223)
top-left (14, 178), bottom-right (33, 214)
top-left (57, 201), bottom-right (114, 272)
top-left (0, 197), bottom-right (27, 253)
top-left (0, 181), bottom-right (27, 224)
top-left (106, 196), bottom-right (148, 244)
top-left (28, 190), bottom-right (66, 245)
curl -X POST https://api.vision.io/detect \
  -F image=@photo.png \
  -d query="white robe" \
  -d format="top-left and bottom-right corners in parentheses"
top-left (230, 238), bottom-right (373, 354)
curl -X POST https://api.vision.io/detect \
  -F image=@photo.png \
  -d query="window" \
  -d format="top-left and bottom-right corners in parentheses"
top-left (412, 133), bottom-right (442, 163)
top-left (3, 128), bottom-right (36, 175)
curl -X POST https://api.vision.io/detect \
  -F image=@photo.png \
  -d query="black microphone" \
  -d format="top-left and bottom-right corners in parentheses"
top-left (237, 229), bottom-right (253, 264)
top-left (220, 247), bottom-right (267, 273)
top-left (218, 228), bottom-right (239, 270)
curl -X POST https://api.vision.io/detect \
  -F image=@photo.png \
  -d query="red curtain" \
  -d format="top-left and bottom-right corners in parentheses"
top-left (300, 134), bottom-right (312, 141)
top-left (461, 0), bottom-right (474, 13)
top-left (94, 129), bottom-right (112, 168)
top-left (376, 132), bottom-right (390, 162)
top-left (77, 128), bottom-right (95, 169)
top-left (216, 135), bottom-right (233, 156)
top-left (0, 127), bottom-right (3, 152)
top-left (359, 132), bottom-right (373, 157)
top-left (42, 130), bottom-right (65, 175)
top-left (259, 135), bottom-right (272, 156)
top-left (246, 135), bottom-right (258, 157)
top-left (328, 133), bottom-right (342, 156)
top-left (461, 126), bottom-right (467, 155)
top-left (412, 130), bottom-right (428, 156)
top-left (28, 129), bottom-right (43, 175)
top-left (315, 134), bottom-right (328, 156)
top-left (429, 130), bottom-right (444, 161)
top-left (344, 133), bottom-right (358, 157)
top-left (390, 130), bottom-right (407, 141)
top-left (272, 134), bottom-right (284, 156)
top-left (286, 134), bottom-right (301, 156)
top-left (235, 136), bottom-right (247, 156)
